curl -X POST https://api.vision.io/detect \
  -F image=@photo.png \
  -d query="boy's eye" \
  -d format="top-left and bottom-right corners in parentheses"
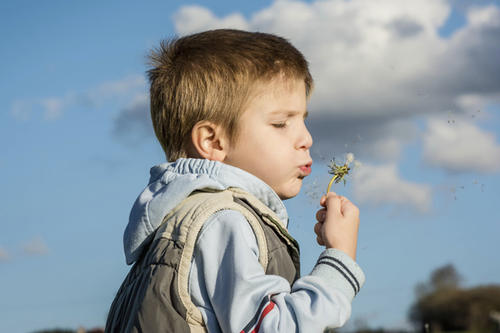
top-left (272, 122), bottom-right (287, 128)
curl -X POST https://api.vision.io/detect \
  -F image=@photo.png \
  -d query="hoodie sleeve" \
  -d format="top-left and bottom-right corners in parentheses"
top-left (188, 209), bottom-right (365, 333)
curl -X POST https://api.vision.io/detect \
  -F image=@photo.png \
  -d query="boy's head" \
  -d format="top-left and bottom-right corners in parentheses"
top-left (147, 29), bottom-right (313, 162)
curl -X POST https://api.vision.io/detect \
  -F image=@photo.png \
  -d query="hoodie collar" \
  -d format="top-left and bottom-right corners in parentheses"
top-left (152, 158), bottom-right (288, 222)
top-left (124, 158), bottom-right (288, 264)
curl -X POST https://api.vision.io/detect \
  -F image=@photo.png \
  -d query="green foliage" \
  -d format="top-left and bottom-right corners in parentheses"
top-left (429, 264), bottom-right (462, 291)
top-left (408, 264), bottom-right (500, 332)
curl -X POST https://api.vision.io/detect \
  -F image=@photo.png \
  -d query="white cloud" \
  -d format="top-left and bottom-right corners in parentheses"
top-left (308, 114), bottom-right (418, 163)
top-left (352, 163), bottom-right (432, 213)
top-left (10, 75), bottom-right (146, 120)
top-left (174, 5), bottom-right (249, 34)
top-left (0, 247), bottom-right (9, 261)
top-left (172, 0), bottom-right (456, 117)
top-left (171, 0), bottom-right (500, 165)
top-left (40, 97), bottom-right (64, 120)
top-left (362, 119), bottom-right (418, 160)
top-left (422, 117), bottom-right (500, 173)
top-left (22, 237), bottom-right (49, 256)
top-left (467, 4), bottom-right (500, 26)
top-left (89, 75), bottom-right (146, 100)
top-left (455, 93), bottom-right (491, 112)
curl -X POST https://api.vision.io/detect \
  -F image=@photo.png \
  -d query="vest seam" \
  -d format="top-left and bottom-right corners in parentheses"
top-left (175, 191), bottom-right (270, 329)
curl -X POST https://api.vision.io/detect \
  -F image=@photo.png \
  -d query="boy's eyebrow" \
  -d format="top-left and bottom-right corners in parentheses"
top-left (269, 110), bottom-right (309, 119)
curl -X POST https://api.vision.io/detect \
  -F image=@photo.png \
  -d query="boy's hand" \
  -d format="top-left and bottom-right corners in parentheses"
top-left (314, 192), bottom-right (360, 261)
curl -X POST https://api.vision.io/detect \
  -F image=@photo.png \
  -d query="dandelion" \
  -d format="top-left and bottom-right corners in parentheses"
top-left (326, 153), bottom-right (359, 193)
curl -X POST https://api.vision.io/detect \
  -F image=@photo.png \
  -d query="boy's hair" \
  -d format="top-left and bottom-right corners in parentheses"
top-left (147, 29), bottom-right (313, 161)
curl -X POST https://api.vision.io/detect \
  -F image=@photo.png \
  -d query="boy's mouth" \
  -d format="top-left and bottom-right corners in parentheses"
top-left (299, 162), bottom-right (312, 176)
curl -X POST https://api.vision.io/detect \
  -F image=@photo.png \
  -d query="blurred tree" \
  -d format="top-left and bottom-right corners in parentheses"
top-left (429, 264), bottom-right (462, 291)
top-left (408, 263), bottom-right (500, 332)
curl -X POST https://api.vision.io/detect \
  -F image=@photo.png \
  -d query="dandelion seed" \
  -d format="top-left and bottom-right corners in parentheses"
top-left (447, 111), bottom-right (456, 124)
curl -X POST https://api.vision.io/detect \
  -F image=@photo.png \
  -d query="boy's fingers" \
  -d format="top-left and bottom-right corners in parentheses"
top-left (331, 194), bottom-right (357, 217)
top-left (316, 209), bottom-right (326, 222)
top-left (342, 200), bottom-right (360, 220)
top-left (339, 196), bottom-right (349, 213)
top-left (320, 192), bottom-right (337, 207)
top-left (314, 222), bottom-right (322, 236)
top-left (320, 195), bottom-right (326, 207)
top-left (324, 194), bottom-right (342, 216)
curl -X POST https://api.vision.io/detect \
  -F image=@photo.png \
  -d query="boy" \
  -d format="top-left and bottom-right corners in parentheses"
top-left (106, 29), bottom-right (365, 333)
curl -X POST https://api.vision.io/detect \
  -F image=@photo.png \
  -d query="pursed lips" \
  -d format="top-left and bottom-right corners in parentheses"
top-left (298, 161), bottom-right (312, 178)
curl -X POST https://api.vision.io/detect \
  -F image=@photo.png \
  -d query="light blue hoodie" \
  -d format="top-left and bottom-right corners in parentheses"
top-left (124, 158), bottom-right (365, 332)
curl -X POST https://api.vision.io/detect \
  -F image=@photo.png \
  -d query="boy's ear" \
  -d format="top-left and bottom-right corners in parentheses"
top-left (189, 120), bottom-right (229, 161)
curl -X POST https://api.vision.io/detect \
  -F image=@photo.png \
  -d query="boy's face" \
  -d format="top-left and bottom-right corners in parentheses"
top-left (223, 78), bottom-right (313, 200)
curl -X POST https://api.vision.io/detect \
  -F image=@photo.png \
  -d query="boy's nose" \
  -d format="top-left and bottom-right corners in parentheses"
top-left (297, 123), bottom-right (313, 150)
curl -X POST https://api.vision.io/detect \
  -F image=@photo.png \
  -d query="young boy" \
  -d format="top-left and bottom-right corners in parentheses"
top-left (106, 29), bottom-right (365, 333)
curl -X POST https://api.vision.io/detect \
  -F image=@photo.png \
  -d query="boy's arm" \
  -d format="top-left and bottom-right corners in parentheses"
top-left (189, 209), bottom-right (365, 333)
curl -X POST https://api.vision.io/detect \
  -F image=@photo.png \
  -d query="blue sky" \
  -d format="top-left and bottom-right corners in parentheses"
top-left (1, 1), bottom-right (499, 332)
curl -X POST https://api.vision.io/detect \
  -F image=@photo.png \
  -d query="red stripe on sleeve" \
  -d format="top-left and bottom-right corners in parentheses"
top-left (251, 301), bottom-right (275, 333)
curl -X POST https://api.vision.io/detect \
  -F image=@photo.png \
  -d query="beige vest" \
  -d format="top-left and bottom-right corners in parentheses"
top-left (105, 188), bottom-right (300, 333)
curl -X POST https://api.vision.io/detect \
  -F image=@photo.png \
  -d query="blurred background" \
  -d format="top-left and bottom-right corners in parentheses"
top-left (1, 0), bottom-right (499, 332)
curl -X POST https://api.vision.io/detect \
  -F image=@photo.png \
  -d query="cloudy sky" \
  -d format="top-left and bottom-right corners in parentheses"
top-left (1, 0), bottom-right (499, 332)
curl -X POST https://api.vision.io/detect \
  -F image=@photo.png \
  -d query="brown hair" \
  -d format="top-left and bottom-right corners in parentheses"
top-left (147, 29), bottom-right (313, 161)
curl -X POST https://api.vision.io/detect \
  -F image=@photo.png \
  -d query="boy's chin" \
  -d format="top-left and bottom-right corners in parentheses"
top-left (277, 186), bottom-right (301, 200)
top-left (279, 194), bottom-right (297, 200)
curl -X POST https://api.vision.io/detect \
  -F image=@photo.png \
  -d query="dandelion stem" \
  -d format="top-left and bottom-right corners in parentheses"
top-left (326, 175), bottom-right (339, 193)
